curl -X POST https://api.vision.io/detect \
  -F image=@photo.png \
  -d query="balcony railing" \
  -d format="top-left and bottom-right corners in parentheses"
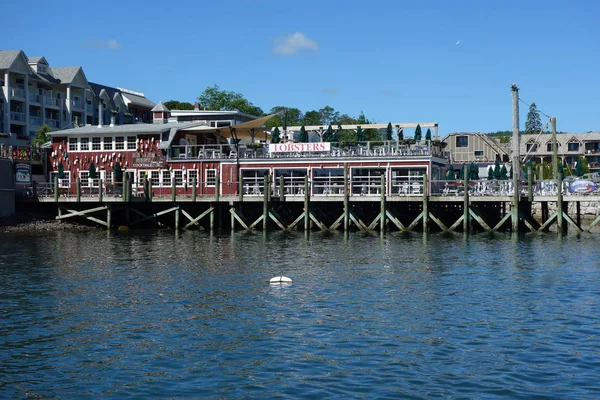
top-left (71, 99), bottom-right (83, 110)
top-left (29, 116), bottom-right (42, 126)
top-left (46, 118), bottom-right (60, 128)
top-left (10, 111), bottom-right (25, 122)
top-left (10, 87), bottom-right (26, 98)
top-left (29, 93), bottom-right (41, 103)
top-left (86, 104), bottom-right (94, 113)
top-left (44, 96), bottom-right (61, 108)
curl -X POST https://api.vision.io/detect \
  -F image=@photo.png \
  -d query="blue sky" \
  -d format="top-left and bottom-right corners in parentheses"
top-left (3, 0), bottom-right (599, 135)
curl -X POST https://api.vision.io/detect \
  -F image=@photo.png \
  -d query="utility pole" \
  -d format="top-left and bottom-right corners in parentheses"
top-left (511, 83), bottom-right (520, 232)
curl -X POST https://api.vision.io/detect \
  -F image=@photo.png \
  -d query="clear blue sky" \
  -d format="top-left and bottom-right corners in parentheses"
top-left (3, 0), bottom-right (599, 135)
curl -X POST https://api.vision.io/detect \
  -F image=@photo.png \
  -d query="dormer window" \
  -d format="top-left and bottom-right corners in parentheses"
top-left (38, 64), bottom-right (47, 73)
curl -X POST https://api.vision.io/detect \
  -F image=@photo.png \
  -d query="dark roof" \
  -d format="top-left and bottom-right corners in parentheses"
top-left (122, 92), bottom-right (155, 109)
top-left (49, 66), bottom-right (82, 84)
top-left (0, 50), bottom-right (24, 69)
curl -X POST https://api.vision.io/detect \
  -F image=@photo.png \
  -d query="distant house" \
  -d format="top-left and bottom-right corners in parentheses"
top-left (442, 132), bottom-right (509, 164)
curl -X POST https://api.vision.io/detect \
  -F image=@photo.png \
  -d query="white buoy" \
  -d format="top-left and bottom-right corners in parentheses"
top-left (270, 276), bottom-right (292, 284)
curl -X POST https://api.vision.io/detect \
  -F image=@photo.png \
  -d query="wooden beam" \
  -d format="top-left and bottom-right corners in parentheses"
top-left (538, 213), bottom-right (558, 232)
top-left (130, 206), bottom-right (178, 226)
top-left (469, 209), bottom-right (492, 232)
top-left (428, 212), bottom-right (448, 232)
top-left (448, 215), bottom-right (464, 232)
top-left (309, 212), bottom-right (328, 231)
top-left (269, 211), bottom-right (288, 231)
top-left (229, 208), bottom-right (251, 230)
top-left (56, 206), bottom-right (108, 227)
top-left (349, 212), bottom-right (367, 231)
top-left (407, 211), bottom-right (425, 231)
top-left (385, 210), bottom-right (406, 231)
top-left (329, 213), bottom-right (344, 231)
top-left (563, 212), bottom-right (583, 233)
top-left (492, 213), bottom-right (512, 231)
top-left (182, 207), bottom-right (213, 230)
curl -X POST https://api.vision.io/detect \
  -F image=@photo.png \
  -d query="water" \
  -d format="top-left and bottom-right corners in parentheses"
top-left (1, 230), bottom-right (600, 399)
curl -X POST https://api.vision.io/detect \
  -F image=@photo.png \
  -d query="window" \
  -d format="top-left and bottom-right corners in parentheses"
top-left (474, 150), bottom-right (484, 157)
top-left (568, 142), bottom-right (580, 151)
top-left (104, 137), bottom-right (113, 151)
top-left (206, 169), bottom-right (217, 187)
top-left (162, 170), bottom-right (171, 187)
top-left (115, 136), bottom-right (125, 150)
top-left (69, 138), bottom-right (78, 151)
top-left (51, 171), bottom-right (70, 188)
top-left (92, 137), bottom-right (101, 150)
top-left (187, 169), bottom-right (198, 186)
top-left (456, 136), bottom-right (468, 147)
top-left (80, 171), bottom-right (90, 187)
top-left (526, 143), bottom-right (538, 152)
top-left (137, 170), bottom-right (147, 186)
top-left (102, 170), bottom-right (112, 185)
top-left (80, 137), bottom-right (89, 151)
top-left (174, 170), bottom-right (183, 186)
top-left (127, 136), bottom-right (136, 150)
top-left (151, 171), bottom-right (160, 187)
top-left (547, 143), bottom-right (554, 152)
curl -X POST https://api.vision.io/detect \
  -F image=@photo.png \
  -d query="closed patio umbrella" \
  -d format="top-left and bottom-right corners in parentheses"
top-left (414, 124), bottom-right (422, 141)
top-left (271, 127), bottom-right (281, 143)
top-left (299, 125), bottom-right (308, 143)
top-left (386, 122), bottom-right (393, 141)
top-left (356, 126), bottom-right (366, 142)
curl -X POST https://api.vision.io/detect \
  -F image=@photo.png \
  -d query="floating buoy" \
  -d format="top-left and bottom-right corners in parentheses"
top-left (270, 276), bottom-right (292, 284)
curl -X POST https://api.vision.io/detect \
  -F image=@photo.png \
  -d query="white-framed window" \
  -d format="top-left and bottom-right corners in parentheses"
top-left (137, 170), bottom-right (147, 186)
top-left (68, 138), bottom-right (78, 151)
top-left (150, 170), bottom-right (160, 187)
top-left (206, 169), bottom-right (217, 187)
top-left (127, 136), bottom-right (136, 150)
top-left (187, 169), bottom-right (198, 186)
top-left (79, 171), bottom-right (90, 187)
top-left (92, 137), bottom-right (101, 150)
top-left (80, 137), bottom-right (90, 151)
top-left (104, 136), bottom-right (113, 151)
top-left (50, 171), bottom-right (71, 188)
top-left (174, 170), bottom-right (184, 186)
top-left (115, 136), bottom-right (125, 150)
top-left (162, 170), bottom-right (171, 187)
top-left (101, 170), bottom-right (113, 185)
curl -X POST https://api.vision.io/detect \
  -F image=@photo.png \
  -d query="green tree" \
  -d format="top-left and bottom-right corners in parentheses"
top-left (302, 110), bottom-right (322, 125)
top-left (197, 85), bottom-right (263, 116)
top-left (33, 124), bottom-right (51, 147)
top-left (163, 100), bottom-right (194, 110)
top-left (319, 106), bottom-right (340, 125)
top-left (525, 102), bottom-right (542, 133)
top-left (265, 106), bottom-right (303, 129)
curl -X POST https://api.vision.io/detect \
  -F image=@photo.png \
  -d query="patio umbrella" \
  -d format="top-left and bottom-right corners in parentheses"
top-left (397, 128), bottom-right (404, 141)
top-left (487, 166), bottom-right (494, 180)
top-left (447, 164), bottom-right (455, 180)
top-left (299, 125), bottom-right (308, 143)
top-left (414, 124), bottom-right (422, 141)
top-left (385, 122), bottom-right (393, 141)
top-left (57, 162), bottom-right (65, 179)
top-left (558, 162), bottom-right (564, 179)
top-left (425, 128), bottom-right (432, 142)
top-left (574, 158), bottom-right (584, 177)
top-left (356, 126), bottom-right (366, 142)
top-left (324, 124), bottom-right (335, 142)
top-left (469, 162), bottom-right (479, 180)
top-left (271, 127), bottom-right (281, 143)
top-left (89, 161), bottom-right (97, 179)
top-left (114, 161), bottom-right (123, 182)
top-left (499, 164), bottom-right (508, 180)
top-left (493, 159), bottom-right (501, 179)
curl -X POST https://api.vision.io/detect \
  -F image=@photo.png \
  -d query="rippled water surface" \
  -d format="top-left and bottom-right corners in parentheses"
top-left (2, 230), bottom-right (600, 398)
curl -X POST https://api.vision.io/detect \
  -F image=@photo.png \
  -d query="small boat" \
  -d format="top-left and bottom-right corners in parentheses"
top-left (270, 276), bottom-right (292, 284)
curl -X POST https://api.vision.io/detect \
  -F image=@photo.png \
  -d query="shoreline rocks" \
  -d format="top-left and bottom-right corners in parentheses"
top-left (0, 215), bottom-right (100, 233)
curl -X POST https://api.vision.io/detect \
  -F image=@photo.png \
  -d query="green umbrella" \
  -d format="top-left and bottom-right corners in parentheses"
top-left (447, 164), bottom-right (455, 180)
top-left (385, 122), bottom-right (393, 141)
top-left (574, 158), bottom-right (584, 177)
top-left (298, 125), bottom-right (308, 143)
top-left (469, 162), bottom-right (479, 180)
top-left (414, 124), bottom-right (422, 141)
top-left (57, 162), bottom-right (65, 179)
top-left (558, 162), bottom-right (564, 179)
top-left (324, 124), bottom-right (334, 142)
top-left (397, 128), bottom-right (404, 141)
top-left (425, 128), bottom-right (432, 142)
top-left (89, 161), bottom-right (97, 179)
top-left (499, 164), bottom-right (508, 180)
top-left (493, 159), bottom-right (501, 179)
top-left (356, 126), bottom-right (366, 142)
top-left (487, 166), bottom-right (494, 180)
top-left (114, 161), bottom-right (123, 183)
top-left (271, 127), bottom-right (281, 143)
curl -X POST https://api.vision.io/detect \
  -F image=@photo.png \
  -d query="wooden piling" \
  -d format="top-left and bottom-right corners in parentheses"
top-left (263, 175), bottom-right (269, 231)
top-left (99, 179), bottom-right (103, 202)
top-left (422, 173), bottom-right (429, 233)
top-left (106, 204), bottom-right (111, 230)
top-left (53, 175), bottom-right (58, 202)
top-left (76, 178), bottom-right (81, 202)
top-left (344, 163), bottom-right (349, 231)
top-left (147, 178), bottom-right (152, 202)
top-left (304, 175), bottom-right (310, 231)
top-left (175, 206), bottom-right (180, 230)
top-left (280, 175), bottom-right (285, 201)
top-left (463, 165), bottom-right (469, 233)
top-left (527, 164), bottom-right (533, 203)
top-left (171, 177), bottom-right (176, 202)
top-left (192, 178), bottom-right (196, 202)
top-left (380, 175), bottom-right (386, 232)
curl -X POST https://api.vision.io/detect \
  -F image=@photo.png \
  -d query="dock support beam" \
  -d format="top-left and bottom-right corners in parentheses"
top-left (380, 175), bottom-right (386, 232)
top-left (107, 203), bottom-right (112, 230)
top-left (344, 163), bottom-right (349, 231)
top-left (422, 173), bottom-right (428, 233)
top-left (463, 165), bottom-right (469, 233)
top-left (511, 83), bottom-right (520, 232)
top-left (263, 175), bottom-right (269, 231)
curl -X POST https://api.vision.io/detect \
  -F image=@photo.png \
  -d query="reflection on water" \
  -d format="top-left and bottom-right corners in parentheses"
top-left (1, 230), bottom-right (600, 398)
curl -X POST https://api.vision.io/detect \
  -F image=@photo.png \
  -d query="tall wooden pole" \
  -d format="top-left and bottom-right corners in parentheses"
top-left (463, 165), bottom-right (469, 233)
top-left (511, 84), bottom-right (520, 232)
top-left (343, 163), bottom-right (349, 231)
top-left (422, 173), bottom-right (429, 233)
top-left (553, 117), bottom-right (563, 232)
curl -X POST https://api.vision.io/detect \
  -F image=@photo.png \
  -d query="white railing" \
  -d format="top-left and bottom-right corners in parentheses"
top-left (86, 104), bottom-right (94, 113)
top-left (10, 111), bottom-right (25, 122)
top-left (29, 116), bottom-right (42, 126)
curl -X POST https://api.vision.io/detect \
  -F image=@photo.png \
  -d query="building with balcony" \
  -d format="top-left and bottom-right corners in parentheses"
top-left (0, 50), bottom-right (155, 146)
top-left (442, 132), bottom-right (509, 164)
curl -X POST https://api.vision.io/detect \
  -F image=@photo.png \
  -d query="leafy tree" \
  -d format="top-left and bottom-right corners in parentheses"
top-left (164, 100), bottom-right (194, 110)
top-left (265, 106), bottom-right (303, 129)
top-left (197, 85), bottom-right (263, 116)
top-left (302, 110), bottom-right (321, 125)
top-left (33, 124), bottom-right (51, 147)
top-left (319, 106), bottom-right (339, 125)
top-left (525, 102), bottom-right (542, 133)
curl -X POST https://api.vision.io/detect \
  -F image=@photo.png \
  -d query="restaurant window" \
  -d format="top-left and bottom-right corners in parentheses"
top-left (150, 171), bottom-right (160, 187)
top-left (104, 136), bottom-right (113, 151)
top-left (206, 169), bottom-right (217, 187)
top-left (137, 170), bottom-right (147, 186)
top-left (174, 170), bottom-right (184, 186)
top-left (187, 169), bottom-right (198, 186)
top-left (69, 137), bottom-right (78, 151)
top-left (127, 136), bottom-right (136, 150)
top-left (568, 142), bottom-right (580, 151)
top-left (161, 170), bottom-right (171, 187)
top-left (80, 137), bottom-right (90, 151)
top-left (92, 137), bottom-right (101, 151)
top-left (79, 171), bottom-right (90, 187)
top-left (115, 136), bottom-right (125, 150)
top-left (456, 136), bottom-right (468, 148)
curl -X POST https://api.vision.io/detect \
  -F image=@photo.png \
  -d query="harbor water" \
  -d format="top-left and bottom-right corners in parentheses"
top-left (1, 230), bottom-right (600, 398)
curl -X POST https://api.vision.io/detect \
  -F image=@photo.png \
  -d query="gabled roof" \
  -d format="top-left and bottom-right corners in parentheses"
top-left (50, 66), bottom-right (82, 84)
top-left (0, 50), bottom-right (27, 70)
top-left (151, 101), bottom-right (170, 112)
top-left (28, 56), bottom-right (47, 64)
top-left (122, 92), bottom-right (155, 109)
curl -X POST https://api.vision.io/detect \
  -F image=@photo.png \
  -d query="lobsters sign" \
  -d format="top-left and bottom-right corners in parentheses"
top-left (269, 143), bottom-right (331, 153)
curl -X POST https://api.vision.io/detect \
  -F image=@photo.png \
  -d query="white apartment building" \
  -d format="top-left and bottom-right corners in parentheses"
top-left (0, 50), bottom-right (154, 145)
